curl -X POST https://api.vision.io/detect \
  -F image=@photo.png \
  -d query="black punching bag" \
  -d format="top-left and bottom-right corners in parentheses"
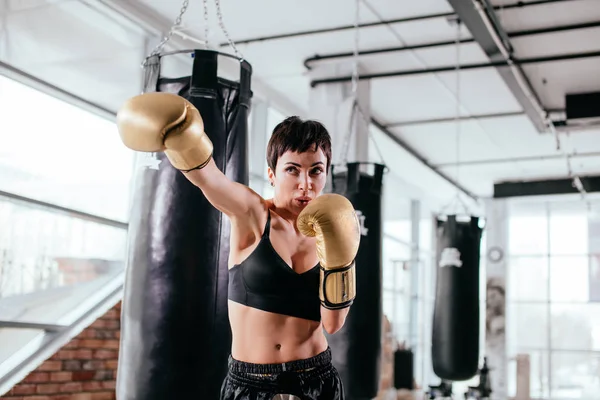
top-left (117, 50), bottom-right (252, 400)
top-left (326, 162), bottom-right (385, 399)
top-left (431, 215), bottom-right (483, 381)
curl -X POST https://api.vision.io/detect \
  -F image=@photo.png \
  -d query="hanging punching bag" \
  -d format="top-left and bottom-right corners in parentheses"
top-left (116, 50), bottom-right (252, 400)
top-left (431, 215), bottom-right (483, 381)
top-left (326, 162), bottom-right (385, 399)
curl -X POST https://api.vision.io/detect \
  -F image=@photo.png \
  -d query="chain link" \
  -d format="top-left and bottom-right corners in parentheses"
top-left (454, 19), bottom-right (462, 192)
top-left (214, 0), bottom-right (244, 60)
top-left (142, 0), bottom-right (189, 66)
top-left (203, 0), bottom-right (211, 49)
top-left (350, 0), bottom-right (360, 95)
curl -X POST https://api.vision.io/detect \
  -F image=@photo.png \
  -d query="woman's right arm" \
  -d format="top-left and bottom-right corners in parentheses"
top-left (116, 92), bottom-right (264, 220)
top-left (183, 158), bottom-right (263, 219)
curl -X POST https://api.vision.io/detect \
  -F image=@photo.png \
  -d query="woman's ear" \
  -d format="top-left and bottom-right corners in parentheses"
top-left (267, 167), bottom-right (275, 184)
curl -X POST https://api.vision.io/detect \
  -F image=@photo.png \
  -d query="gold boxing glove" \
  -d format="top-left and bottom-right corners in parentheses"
top-left (116, 92), bottom-right (213, 171)
top-left (297, 194), bottom-right (361, 309)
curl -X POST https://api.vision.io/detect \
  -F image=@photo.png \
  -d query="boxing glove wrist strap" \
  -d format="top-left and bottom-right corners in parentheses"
top-left (319, 261), bottom-right (356, 310)
top-left (180, 156), bottom-right (212, 173)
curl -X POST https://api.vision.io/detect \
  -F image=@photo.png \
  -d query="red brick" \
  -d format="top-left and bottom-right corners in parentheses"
top-left (104, 360), bottom-right (118, 370)
top-left (62, 339), bottom-right (80, 349)
top-left (93, 350), bottom-right (117, 360)
top-left (52, 350), bottom-right (75, 360)
top-left (36, 384), bottom-right (60, 395)
top-left (101, 310), bottom-right (120, 319)
top-left (74, 349), bottom-right (93, 359)
top-left (100, 381), bottom-right (116, 390)
top-left (90, 392), bottom-right (115, 400)
top-left (82, 361), bottom-right (104, 370)
top-left (90, 320), bottom-right (107, 329)
top-left (78, 340), bottom-right (105, 349)
top-left (59, 382), bottom-right (83, 392)
top-left (69, 395), bottom-right (93, 400)
top-left (103, 321), bottom-right (119, 330)
top-left (77, 330), bottom-right (97, 339)
top-left (49, 372), bottom-right (72, 382)
top-left (22, 396), bottom-right (52, 400)
top-left (63, 360), bottom-right (82, 371)
top-left (37, 361), bottom-right (61, 372)
top-left (93, 371), bottom-right (112, 381)
top-left (94, 330), bottom-right (114, 339)
top-left (103, 340), bottom-right (119, 350)
top-left (72, 371), bottom-right (95, 381)
top-left (23, 372), bottom-right (50, 383)
top-left (82, 381), bottom-right (103, 391)
top-left (11, 385), bottom-right (37, 395)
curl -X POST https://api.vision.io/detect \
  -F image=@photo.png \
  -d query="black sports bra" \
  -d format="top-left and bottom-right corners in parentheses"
top-left (228, 210), bottom-right (322, 322)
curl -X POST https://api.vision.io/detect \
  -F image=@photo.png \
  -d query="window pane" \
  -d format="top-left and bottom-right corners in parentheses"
top-left (0, 76), bottom-right (134, 221)
top-left (384, 220), bottom-right (412, 244)
top-left (0, 199), bottom-right (126, 325)
top-left (2, 0), bottom-right (146, 111)
top-left (382, 237), bottom-right (411, 291)
top-left (507, 350), bottom-right (549, 400)
top-left (549, 213), bottom-right (588, 255)
top-left (590, 255), bottom-right (600, 302)
top-left (508, 256), bottom-right (548, 302)
top-left (551, 304), bottom-right (600, 351)
top-left (507, 304), bottom-right (548, 349)
top-left (551, 351), bottom-right (600, 399)
top-left (509, 214), bottom-right (548, 255)
top-left (550, 256), bottom-right (589, 303)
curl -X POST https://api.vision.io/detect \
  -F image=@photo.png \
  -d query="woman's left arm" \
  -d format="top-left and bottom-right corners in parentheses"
top-left (321, 307), bottom-right (350, 334)
top-left (296, 194), bottom-right (362, 336)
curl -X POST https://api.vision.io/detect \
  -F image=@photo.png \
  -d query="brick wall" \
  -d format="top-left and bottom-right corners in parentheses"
top-left (1, 302), bottom-right (121, 400)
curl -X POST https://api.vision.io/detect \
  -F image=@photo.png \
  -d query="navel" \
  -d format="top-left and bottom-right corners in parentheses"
top-left (275, 344), bottom-right (282, 351)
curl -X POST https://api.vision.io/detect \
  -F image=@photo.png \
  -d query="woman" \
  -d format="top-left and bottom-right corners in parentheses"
top-left (117, 92), bottom-right (360, 400)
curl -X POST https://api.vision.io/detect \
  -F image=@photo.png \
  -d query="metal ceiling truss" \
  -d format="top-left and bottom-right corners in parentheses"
top-left (303, 20), bottom-right (600, 69)
top-left (309, 50), bottom-right (600, 86)
top-left (218, 0), bottom-right (576, 47)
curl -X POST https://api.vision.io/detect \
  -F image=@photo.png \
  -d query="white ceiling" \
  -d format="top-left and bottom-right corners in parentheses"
top-left (2, 0), bottom-right (600, 218)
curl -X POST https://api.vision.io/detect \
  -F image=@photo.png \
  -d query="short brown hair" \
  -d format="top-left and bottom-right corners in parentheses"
top-left (266, 116), bottom-right (332, 172)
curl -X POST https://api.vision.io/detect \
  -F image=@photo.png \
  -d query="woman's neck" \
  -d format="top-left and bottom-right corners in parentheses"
top-left (271, 197), bottom-right (298, 226)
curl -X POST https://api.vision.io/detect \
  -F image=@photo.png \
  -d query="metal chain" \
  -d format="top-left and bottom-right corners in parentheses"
top-left (454, 19), bottom-right (462, 194)
top-left (350, 0), bottom-right (360, 95)
top-left (203, 0), bottom-right (211, 49)
top-left (214, 0), bottom-right (244, 60)
top-left (339, 0), bottom-right (361, 165)
top-left (142, 0), bottom-right (189, 66)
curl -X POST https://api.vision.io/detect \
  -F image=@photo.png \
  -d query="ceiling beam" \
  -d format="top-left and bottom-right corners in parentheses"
top-left (310, 50), bottom-right (600, 86)
top-left (436, 151), bottom-right (600, 168)
top-left (370, 119), bottom-right (479, 202)
top-left (218, 0), bottom-right (576, 46)
top-left (494, 176), bottom-right (600, 198)
top-left (386, 111), bottom-right (524, 128)
top-left (303, 20), bottom-right (600, 69)
top-left (446, 0), bottom-right (549, 133)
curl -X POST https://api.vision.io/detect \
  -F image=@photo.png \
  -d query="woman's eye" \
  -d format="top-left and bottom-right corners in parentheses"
top-left (286, 167), bottom-right (297, 173)
top-left (311, 168), bottom-right (323, 175)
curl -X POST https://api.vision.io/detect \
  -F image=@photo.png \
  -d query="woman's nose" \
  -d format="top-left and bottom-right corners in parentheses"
top-left (298, 173), bottom-right (312, 190)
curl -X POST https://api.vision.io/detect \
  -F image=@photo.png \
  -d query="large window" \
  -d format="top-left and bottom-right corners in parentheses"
top-left (0, 75), bottom-right (134, 221)
top-left (0, 75), bottom-right (131, 371)
top-left (507, 200), bottom-right (600, 399)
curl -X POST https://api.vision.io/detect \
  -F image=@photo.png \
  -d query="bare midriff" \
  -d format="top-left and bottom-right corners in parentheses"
top-left (228, 301), bottom-right (328, 364)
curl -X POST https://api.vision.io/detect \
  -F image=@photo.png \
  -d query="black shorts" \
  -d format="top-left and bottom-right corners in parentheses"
top-left (220, 347), bottom-right (344, 400)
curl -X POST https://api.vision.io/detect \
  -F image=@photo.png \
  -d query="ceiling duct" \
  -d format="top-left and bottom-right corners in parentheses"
top-left (553, 91), bottom-right (600, 133)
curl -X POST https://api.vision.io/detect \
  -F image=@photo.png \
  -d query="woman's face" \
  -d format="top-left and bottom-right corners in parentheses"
top-left (268, 148), bottom-right (327, 215)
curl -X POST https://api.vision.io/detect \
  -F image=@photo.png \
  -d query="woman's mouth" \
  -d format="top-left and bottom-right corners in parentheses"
top-left (295, 197), bottom-right (311, 206)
